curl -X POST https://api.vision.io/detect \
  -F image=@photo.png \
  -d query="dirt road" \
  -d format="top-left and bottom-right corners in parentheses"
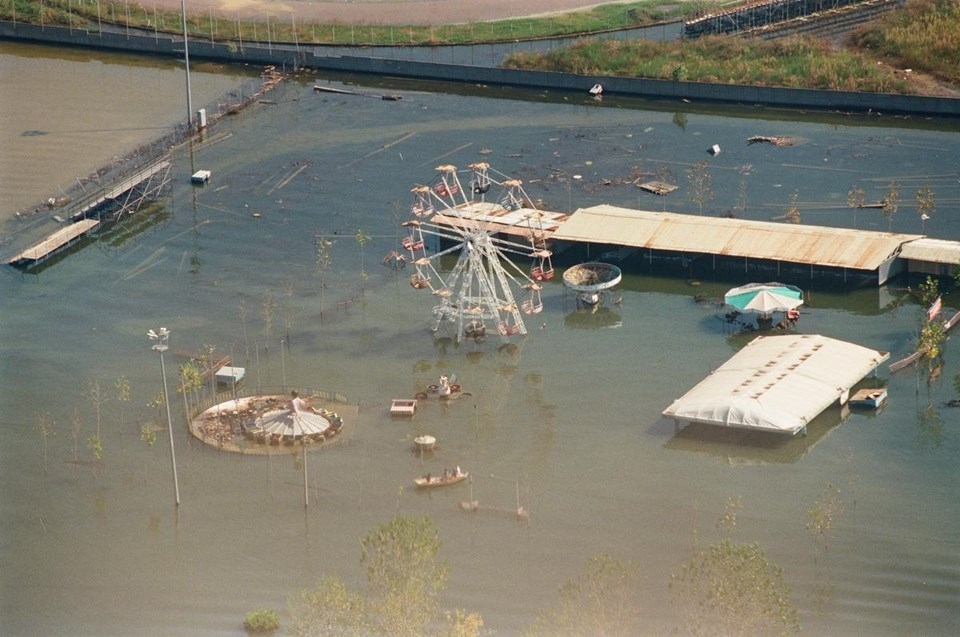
top-left (146, 0), bottom-right (638, 26)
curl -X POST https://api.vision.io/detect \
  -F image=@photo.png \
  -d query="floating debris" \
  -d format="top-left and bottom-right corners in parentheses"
top-left (636, 180), bottom-right (678, 196)
top-left (747, 135), bottom-right (796, 146)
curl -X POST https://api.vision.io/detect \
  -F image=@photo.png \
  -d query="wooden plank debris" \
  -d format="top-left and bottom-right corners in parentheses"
top-left (636, 180), bottom-right (678, 196)
top-left (747, 135), bottom-right (796, 146)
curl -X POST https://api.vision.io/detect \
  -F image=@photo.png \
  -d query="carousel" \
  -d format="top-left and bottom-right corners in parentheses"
top-left (190, 393), bottom-right (346, 453)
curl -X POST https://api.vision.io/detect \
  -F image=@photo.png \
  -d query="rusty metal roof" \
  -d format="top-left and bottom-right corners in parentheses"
top-left (898, 238), bottom-right (960, 264)
top-left (551, 205), bottom-right (922, 271)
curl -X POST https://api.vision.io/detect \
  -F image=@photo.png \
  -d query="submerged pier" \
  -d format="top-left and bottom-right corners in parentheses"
top-left (6, 157), bottom-right (171, 269)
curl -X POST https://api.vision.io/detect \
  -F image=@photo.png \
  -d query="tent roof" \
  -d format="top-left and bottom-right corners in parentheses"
top-left (551, 206), bottom-right (920, 271)
top-left (662, 334), bottom-right (889, 435)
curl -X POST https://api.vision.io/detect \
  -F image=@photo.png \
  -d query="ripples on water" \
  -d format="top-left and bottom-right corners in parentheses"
top-left (2, 43), bottom-right (960, 636)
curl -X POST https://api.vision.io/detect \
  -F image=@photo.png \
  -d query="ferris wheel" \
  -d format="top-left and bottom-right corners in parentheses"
top-left (396, 163), bottom-right (554, 343)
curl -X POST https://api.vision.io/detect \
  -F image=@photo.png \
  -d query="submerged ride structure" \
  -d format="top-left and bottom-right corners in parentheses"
top-left (563, 261), bottom-right (622, 308)
top-left (395, 163), bottom-right (555, 344)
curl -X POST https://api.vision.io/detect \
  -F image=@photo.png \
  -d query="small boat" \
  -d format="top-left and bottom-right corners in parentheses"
top-left (850, 388), bottom-right (887, 409)
top-left (415, 469), bottom-right (468, 488)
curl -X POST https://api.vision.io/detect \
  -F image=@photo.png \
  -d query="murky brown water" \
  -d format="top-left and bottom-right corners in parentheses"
top-left (0, 41), bottom-right (250, 222)
top-left (2, 41), bottom-right (960, 636)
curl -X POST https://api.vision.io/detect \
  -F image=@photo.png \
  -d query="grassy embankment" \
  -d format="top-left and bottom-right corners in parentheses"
top-left (0, 0), bottom-right (696, 45)
top-left (1, 0), bottom-right (957, 95)
top-left (503, 0), bottom-right (960, 95)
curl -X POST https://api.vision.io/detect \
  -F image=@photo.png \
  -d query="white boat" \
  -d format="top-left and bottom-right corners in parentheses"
top-left (415, 469), bottom-right (467, 488)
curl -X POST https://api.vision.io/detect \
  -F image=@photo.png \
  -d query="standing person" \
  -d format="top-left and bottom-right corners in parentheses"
top-left (288, 390), bottom-right (316, 414)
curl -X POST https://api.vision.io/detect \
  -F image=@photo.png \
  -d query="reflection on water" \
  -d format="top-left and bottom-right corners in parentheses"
top-left (2, 50), bottom-right (960, 637)
top-left (664, 404), bottom-right (851, 465)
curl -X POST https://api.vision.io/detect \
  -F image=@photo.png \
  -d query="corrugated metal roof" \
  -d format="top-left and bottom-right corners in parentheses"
top-left (551, 206), bottom-right (921, 271)
top-left (898, 238), bottom-right (960, 264)
top-left (662, 334), bottom-right (889, 435)
top-left (428, 202), bottom-right (570, 241)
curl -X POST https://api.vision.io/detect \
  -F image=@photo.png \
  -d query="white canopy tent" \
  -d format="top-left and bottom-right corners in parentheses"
top-left (662, 334), bottom-right (889, 435)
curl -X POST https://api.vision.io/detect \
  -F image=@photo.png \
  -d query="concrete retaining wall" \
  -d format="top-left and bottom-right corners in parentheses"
top-left (3, 21), bottom-right (958, 118)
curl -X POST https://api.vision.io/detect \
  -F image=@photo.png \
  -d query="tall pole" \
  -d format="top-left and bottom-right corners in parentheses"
top-left (303, 441), bottom-right (309, 507)
top-left (180, 0), bottom-right (193, 127)
top-left (280, 337), bottom-right (286, 391)
top-left (149, 328), bottom-right (181, 506)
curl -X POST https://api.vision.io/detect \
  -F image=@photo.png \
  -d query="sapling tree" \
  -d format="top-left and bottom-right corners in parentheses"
top-left (671, 539), bottom-right (799, 636)
top-left (36, 411), bottom-right (56, 474)
top-left (784, 190), bottom-right (801, 224)
top-left (916, 276), bottom-right (946, 386)
top-left (807, 482), bottom-right (843, 560)
top-left (356, 228), bottom-right (371, 288)
top-left (527, 554), bottom-right (643, 637)
top-left (261, 289), bottom-right (277, 353)
top-left (288, 574), bottom-right (368, 637)
top-left (148, 392), bottom-right (165, 431)
top-left (361, 515), bottom-right (447, 637)
top-left (115, 375), bottom-right (130, 433)
top-left (687, 160), bottom-right (713, 216)
top-left (178, 362), bottom-right (203, 423)
top-left (315, 235), bottom-right (334, 319)
top-left (881, 178), bottom-right (900, 231)
top-left (916, 181), bottom-right (935, 233)
top-left (84, 378), bottom-right (107, 442)
top-left (847, 184), bottom-right (865, 228)
top-left (70, 406), bottom-right (82, 463)
top-left (238, 298), bottom-right (250, 365)
top-left (716, 495), bottom-right (742, 533)
top-left (281, 280), bottom-right (296, 344)
top-left (288, 515), bottom-right (463, 637)
top-left (87, 434), bottom-right (102, 463)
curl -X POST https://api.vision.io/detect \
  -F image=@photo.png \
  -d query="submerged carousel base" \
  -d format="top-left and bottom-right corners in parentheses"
top-left (189, 394), bottom-right (353, 454)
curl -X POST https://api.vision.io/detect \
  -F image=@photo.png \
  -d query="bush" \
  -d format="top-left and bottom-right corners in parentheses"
top-left (243, 608), bottom-right (280, 633)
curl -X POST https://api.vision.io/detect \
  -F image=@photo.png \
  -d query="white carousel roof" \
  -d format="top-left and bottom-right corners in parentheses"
top-left (257, 409), bottom-right (330, 438)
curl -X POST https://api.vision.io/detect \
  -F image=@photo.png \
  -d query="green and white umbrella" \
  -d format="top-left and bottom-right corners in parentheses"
top-left (724, 282), bottom-right (803, 314)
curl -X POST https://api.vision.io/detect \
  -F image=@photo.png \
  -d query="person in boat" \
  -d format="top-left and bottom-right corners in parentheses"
top-left (787, 308), bottom-right (800, 324)
top-left (443, 468), bottom-right (450, 480)
top-left (455, 465), bottom-right (462, 477)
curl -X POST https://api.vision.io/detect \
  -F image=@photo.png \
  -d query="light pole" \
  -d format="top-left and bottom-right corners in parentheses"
top-left (148, 328), bottom-right (181, 506)
top-left (180, 0), bottom-right (193, 127)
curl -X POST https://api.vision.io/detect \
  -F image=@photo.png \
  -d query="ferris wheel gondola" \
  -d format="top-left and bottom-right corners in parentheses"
top-left (393, 163), bottom-right (551, 344)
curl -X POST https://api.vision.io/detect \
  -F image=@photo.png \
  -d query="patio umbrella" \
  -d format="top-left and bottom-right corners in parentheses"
top-left (724, 282), bottom-right (803, 314)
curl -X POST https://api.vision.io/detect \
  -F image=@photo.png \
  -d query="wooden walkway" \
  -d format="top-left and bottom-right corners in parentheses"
top-left (69, 159), bottom-right (171, 222)
top-left (7, 218), bottom-right (100, 267)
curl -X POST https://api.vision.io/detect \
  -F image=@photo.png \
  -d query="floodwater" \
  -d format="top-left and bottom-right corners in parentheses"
top-left (2, 41), bottom-right (960, 636)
